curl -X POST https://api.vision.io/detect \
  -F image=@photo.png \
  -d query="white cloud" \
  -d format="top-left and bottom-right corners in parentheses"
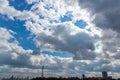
top-left (1, 0), bottom-right (120, 78)
top-left (100, 29), bottom-right (120, 59)
top-left (22, 0), bottom-right (101, 60)
top-left (0, 27), bottom-right (33, 68)
top-left (77, 0), bottom-right (120, 59)
top-left (0, 28), bottom-right (120, 77)
top-left (0, 0), bottom-right (21, 20)
top-left (34, 22), bottom-right (96, 60)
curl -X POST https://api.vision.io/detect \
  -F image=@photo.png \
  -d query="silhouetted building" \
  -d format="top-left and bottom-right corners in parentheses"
top-left (102, 71), bottom-right (108, 79)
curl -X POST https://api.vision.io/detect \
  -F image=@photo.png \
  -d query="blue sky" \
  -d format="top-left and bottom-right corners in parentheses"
top-left (0, 14), bottom-right (37, 50)
top-left (9, 0), bottom-right (32, 11)
top-left (0, 0), bottom-right (120, 78)
top-left (0, 0), bottom-right (87, 57)
top-left (0, 12), bottom-right (85, 58)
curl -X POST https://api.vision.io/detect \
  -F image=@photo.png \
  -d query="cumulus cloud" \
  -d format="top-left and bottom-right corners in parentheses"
top-left (100, 29), bottom-right (120, 59)
top-left (77, 0), bottom-right (120, 60)
top-left (34, 22), bottom-right (96, 60)
top-left (78, 0), bottom-right (120, 32)
top-left (23, 0), bottom-right (101, 60)
top-left (0, 27), bottom-right (86, 76)
top-left (0, 0), bottom-right (21, 20)
top-left (2, 0), bottom-right (120, 77)
top-left (31, 50), bottom-right (41, 55)
top-left (0, 27), bottom-right (33, 68)
top-left (0, 27), bottom-right (120, 76)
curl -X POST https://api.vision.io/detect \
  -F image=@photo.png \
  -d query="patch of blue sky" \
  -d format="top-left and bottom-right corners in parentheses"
top-left (95, 44), bottom-right (100, 49)
top-left (44, 3), bottom-right (57, 12)
top-left (87, 28), bottom-right (92, 32)
top-left (0, 14), bottom-right (38, 50)
top-left (74, 20), bottom-right (88, 29)
top-left (8, 38), bottom-right (16, 43)
top-left (9, 0), bottom-right (33, 11)
top-left (39, 15), bottom-right (44, 19)
top-left (43, 51), bottom-right (74, 58)
top-left (60, 12), bottom-right (72, 22)
top-left (49, 20), bottom-right (59, 24)
top-left (44, 4), bottom-right (53, 10)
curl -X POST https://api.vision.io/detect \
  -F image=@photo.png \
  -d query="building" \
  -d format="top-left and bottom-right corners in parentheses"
top-left (102, 71), bottom-right (108, 79)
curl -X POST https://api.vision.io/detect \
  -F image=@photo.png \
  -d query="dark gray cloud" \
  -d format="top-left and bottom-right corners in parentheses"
top-left (0, 53), bottom-right (31, 68)
top-left (101, 29), bottom-right (120, 59)
top-left (0, 27), bottom-right (40, 69)
top-left (2, 0), bottom-right (120, 77)
top-left (31, 50), bottom-right (41, 55)
top-left (77, 0), bottom-right (120, 60)
top-left (78, 0), bottom-right (120, 32)
top-left (35, 22), bottom-right (96, 60)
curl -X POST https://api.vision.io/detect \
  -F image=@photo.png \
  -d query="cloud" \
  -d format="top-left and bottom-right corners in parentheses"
top-left (23, 0), bottom-right (101, 60)
top-left (31, 50), bottom-right (41, 55)
top-left (0, 0), bottom-right (98, 76)
top-left (0, 0), bottom-right (21, 20)
top-left (78, 0), bottom-right (120, 32)
top-left (0, 27), bottom-right (120, 77)
top-left (77, 0), bottom-right (120, 60)
top-left (0, 27), bottom-right (33, 68)
top-left (2, 0), bottom-right (120, 77)
top-left (34, 22), bottom-right (96, 60)
top-left (0, 27), bottom-right (86, 76)
top-left (100, 29), bottom-right (120, 59)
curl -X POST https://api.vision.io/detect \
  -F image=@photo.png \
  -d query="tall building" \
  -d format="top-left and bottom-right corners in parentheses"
top-left (102, 71), bottom-right (108, 79)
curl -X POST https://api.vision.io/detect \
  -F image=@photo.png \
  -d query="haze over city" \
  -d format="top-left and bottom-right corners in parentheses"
top-left (0, 0), bottom-right (120, 79)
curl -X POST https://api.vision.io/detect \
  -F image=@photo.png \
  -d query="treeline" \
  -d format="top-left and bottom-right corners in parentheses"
top-left (31, 77), bottom-right (118, 80)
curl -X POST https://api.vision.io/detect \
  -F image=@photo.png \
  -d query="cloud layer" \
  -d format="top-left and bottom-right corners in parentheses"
top-left (78, 0), bottom-right (120, 59)
top-left (0, 0), bottom-right (120, 78)
top-left (78, 0), bottom-right (120, 32)
top-left (35, 22), bottom-right (96, 60)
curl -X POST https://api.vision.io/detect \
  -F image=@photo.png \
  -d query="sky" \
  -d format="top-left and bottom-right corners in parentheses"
top-left (0, 0), bottom-right (120, 78)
